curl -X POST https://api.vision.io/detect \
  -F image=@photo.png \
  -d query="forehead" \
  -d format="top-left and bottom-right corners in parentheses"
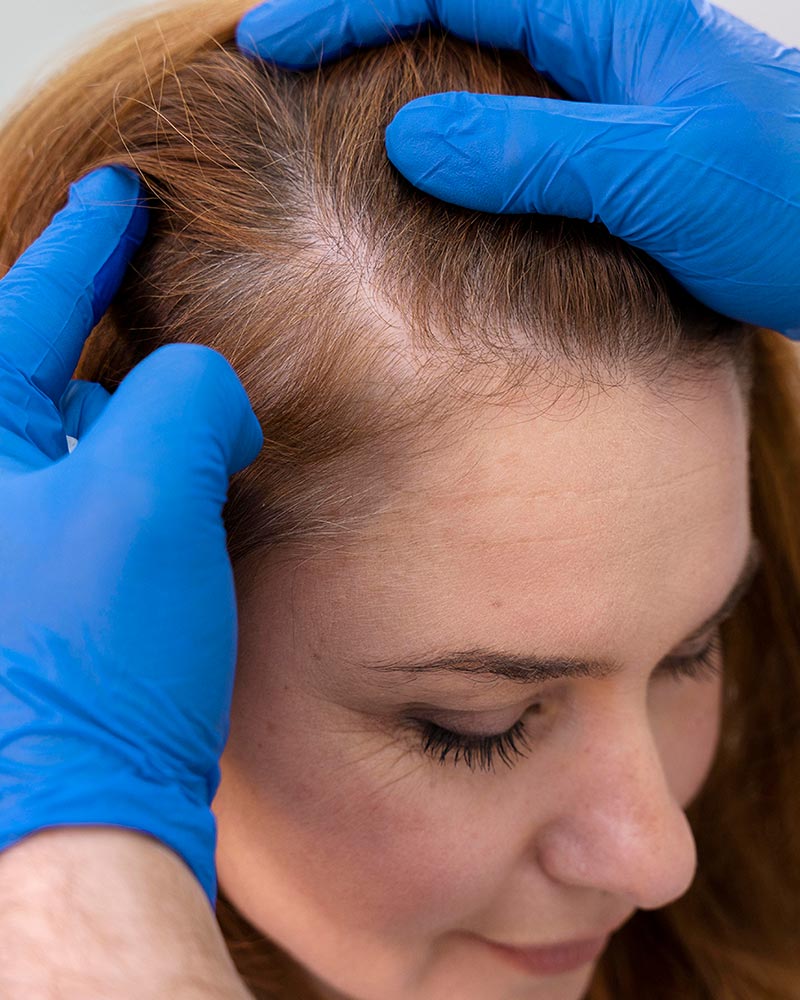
top-left (246, 366), bottom-right (751, 667)
top-left (370, 367), bottom-right (747, 541)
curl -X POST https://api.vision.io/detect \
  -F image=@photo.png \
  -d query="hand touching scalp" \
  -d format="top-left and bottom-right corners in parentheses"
top-left (239, 0), bottom-right (800, 338)
top-left (0, 167), bottom-right (263, 908)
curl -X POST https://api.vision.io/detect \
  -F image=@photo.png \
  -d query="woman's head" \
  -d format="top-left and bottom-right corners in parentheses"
top-left (2, 3), bottom-right (800, 998)
top-left (216, 365), bottom-right (753, 1000)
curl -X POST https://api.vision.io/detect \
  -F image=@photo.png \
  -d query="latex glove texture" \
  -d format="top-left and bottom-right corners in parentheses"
top-left (0, 166), bottom-right (264, 908)
top-left (238, 0), bottom-right (800, 338)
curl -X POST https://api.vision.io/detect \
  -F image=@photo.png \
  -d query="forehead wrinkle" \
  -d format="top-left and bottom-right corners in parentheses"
top-left (353, 454), bottom-right (737, 546)
top-left (369, 398), bottom-right (745, 524)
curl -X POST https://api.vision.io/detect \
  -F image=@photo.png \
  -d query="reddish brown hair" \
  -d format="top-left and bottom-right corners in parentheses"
top-left (2, 2), bottom-right (800, 996)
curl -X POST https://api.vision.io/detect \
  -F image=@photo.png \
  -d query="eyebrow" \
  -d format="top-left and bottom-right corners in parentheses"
top-left (366, 535), bottom-right (764, 685)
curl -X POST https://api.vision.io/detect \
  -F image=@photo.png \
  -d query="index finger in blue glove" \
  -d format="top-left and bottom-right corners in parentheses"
top-left (386, 92), bottom-right (800, 335)
top-left (0, 165), bottom-right (148, 409)
top-left (238, 0), bottom-right (431, 70)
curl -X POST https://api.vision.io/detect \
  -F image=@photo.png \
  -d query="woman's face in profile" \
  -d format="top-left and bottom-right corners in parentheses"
top-left (213, 362), bottom-right (753, 1000)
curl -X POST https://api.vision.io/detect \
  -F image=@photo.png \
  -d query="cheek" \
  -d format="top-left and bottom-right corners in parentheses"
top-left (214, 679), bottom-right (501, 942)
top-left (650, 676), bottom-right (724, 808)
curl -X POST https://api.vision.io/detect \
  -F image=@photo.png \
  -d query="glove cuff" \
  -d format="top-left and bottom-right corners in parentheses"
top-left (0, 773), bottom-right (218, 909)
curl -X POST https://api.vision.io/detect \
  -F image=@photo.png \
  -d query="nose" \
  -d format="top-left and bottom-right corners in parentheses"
top-left (534, 712), bottom-right (698, 910)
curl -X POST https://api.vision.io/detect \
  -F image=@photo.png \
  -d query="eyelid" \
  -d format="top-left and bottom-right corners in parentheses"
top-left (668, 634), bottom-right (715, 660)
top-left (670, 601), bottom-right (739, 659)
top-left (407, 632), bottom-right (725, 772)
top-left (661, 627), bottom-right (721, 667)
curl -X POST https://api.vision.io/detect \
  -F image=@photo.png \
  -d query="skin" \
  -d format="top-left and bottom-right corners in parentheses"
top-left (212, 361), bottom-right (751, 1000)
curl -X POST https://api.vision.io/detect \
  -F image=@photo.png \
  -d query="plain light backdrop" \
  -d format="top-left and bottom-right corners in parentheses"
top-left (0, 0), bottom-right (799, 118)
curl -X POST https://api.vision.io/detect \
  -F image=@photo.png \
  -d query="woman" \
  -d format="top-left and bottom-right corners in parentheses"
top-left (1, 1), bottom-right (799, 997)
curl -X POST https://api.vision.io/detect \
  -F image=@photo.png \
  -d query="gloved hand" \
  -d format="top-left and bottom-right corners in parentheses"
top-left (237, 0), bottom-right (800, 338)
top-left (0, 166), bottom-right (264, 909)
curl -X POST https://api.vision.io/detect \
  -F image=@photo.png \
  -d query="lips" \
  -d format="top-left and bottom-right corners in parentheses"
top-left (479, 934), bottom-right (609, 975)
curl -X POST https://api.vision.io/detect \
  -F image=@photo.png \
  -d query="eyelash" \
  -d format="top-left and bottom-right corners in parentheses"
top-left (411, 632), bottom-right (723, 774)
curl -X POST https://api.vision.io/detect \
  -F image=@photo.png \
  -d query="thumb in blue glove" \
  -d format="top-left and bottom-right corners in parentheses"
top-left (0, 165), bottom-right (264, 910)
top-left (238, 0), bottom-right (800, 339)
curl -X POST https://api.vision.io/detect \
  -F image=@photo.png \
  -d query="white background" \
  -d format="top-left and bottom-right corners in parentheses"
top-left (0, 0), bottom-right (799, 116)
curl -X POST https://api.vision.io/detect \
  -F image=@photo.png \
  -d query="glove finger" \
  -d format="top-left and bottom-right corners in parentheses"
top-left (77, 343), bottom-right (264, 515)
top-left (0, 166), bottom-right (148, 408)
top-left (236, 0), bottom-right (705, 104)
top-left (386, 91), bottom-right (800, 332)
top-left (59, 379), bottom-right (112, 443)
top-left (386, 92), bottom-right (688, 224)
top-left (238, 0), bottom-right (433, 69)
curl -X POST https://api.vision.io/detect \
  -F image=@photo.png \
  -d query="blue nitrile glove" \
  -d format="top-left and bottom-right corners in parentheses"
top-left (0, 166), bottom-right (264, 909)
top-left (237, 0), bottom-right (800, 339)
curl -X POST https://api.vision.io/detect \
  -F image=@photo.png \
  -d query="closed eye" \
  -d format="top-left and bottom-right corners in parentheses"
top-left (655, 630), bottom-right (722, 683)
top-left (407, 630), bottom-right (724, 774)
